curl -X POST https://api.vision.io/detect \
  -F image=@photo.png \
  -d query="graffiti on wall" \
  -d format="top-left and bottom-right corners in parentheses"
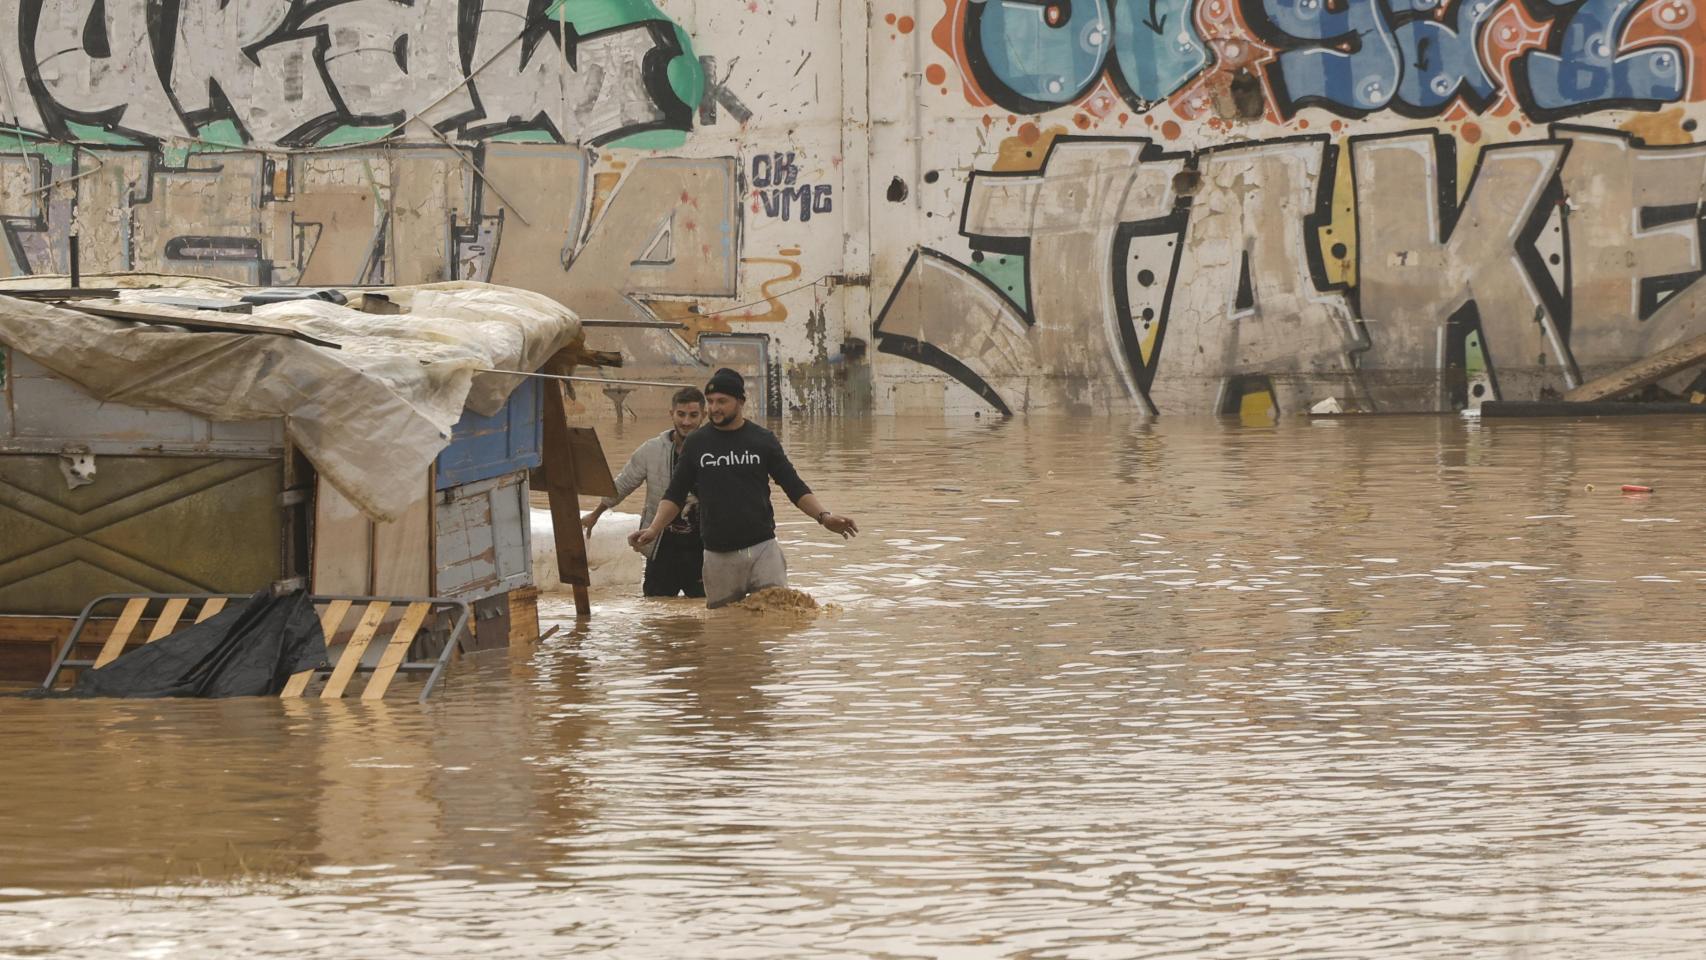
top-left (875, 125), bottom-right (1706, 415)
top-left (750, 152), bottom-right (834, 222)
top-left (0, 145), bottom-right (741, 368)
top-left (0, 1), bottom-right (755, 370)
top-left (929, 0), bottom-right (1706, 122)
top-left (0, 0), bottom-right (703, 147)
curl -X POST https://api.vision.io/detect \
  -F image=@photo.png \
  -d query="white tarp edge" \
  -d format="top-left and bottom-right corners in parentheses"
top-left (0, 281), bottom-right (582, 523)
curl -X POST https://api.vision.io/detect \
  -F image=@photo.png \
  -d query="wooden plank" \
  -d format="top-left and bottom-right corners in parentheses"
top-left (319, 602), bottom-right (389, 699)
top-left (0, 615), bottom-right (76, 684)
top-left (361, 603), bottom-right (430, 701)
top-left (1489, 400), bottom-right (1706, 417)
top-left (1566, 331), bottom-right (1706, 402)
top-left (541, 378), bottom-right (593, 617)
top-left (282, 600), bottom-right (351, 698)
top-left (145, 598), bottom-right (190, 642)
top-left (313, 479), bottom-right (374, 594)
top-left (373, 478), bottom-right (433, 596)
top-left (1481, 400), bottom-right (1706, 418)
top-left (62, 303), bottom-right (344, 349)
top-left (566, 427), bottom-right (617, 498)
top-left (508, 586), bottom-right (541, 645)
top-left (93, 599), bottom-right (148, 668)
top-left (195, 598), bottom-right (227, 623)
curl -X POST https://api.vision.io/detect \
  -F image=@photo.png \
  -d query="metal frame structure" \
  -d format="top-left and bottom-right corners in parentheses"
top-left (42, 592), bottom-right (473, 702)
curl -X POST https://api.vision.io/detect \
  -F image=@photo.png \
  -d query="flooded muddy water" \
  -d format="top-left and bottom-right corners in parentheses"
top-left (7, 415), bottom-right (1706, 958)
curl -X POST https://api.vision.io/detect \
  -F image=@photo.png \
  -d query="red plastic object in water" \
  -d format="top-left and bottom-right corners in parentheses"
top-left (1622, 484), bottom-right (1654, 494)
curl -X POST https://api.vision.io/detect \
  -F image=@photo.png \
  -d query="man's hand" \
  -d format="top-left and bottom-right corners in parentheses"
top-left (581, 511), bottom-right (601, 534)
top-left (629, 527), bottom-right (660, 549)
top-left (820, 514), bottom-right (858, 539)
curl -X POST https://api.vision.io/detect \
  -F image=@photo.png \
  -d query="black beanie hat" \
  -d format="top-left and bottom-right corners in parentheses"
top-left (705, 367), bottom-right (746, 400)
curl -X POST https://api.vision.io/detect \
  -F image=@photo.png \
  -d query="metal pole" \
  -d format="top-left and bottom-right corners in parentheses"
top-left (476, 368), bottom-right (693, 389)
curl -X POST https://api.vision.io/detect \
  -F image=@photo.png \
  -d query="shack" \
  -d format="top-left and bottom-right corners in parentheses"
top-left (0, 277), bottom-right (607, 684)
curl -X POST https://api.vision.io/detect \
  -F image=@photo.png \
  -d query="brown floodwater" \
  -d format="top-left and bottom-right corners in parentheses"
top-left (6, 414), bottom-right (1706, 958)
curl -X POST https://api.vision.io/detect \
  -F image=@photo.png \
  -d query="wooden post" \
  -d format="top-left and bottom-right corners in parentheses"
top-left (541, 352), bottom-right (593, 618)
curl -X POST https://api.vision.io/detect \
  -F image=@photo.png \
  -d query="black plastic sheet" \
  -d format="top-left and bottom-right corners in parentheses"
top-left (66, 589), bottom-right (329, 699)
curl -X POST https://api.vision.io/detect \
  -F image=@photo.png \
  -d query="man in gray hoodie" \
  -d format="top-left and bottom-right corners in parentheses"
top-left (581, 386), bottom-right (706, 597)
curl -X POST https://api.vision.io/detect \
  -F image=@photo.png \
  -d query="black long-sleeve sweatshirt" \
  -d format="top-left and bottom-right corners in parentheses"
top-left (661, 421), bottom-right (812, 552)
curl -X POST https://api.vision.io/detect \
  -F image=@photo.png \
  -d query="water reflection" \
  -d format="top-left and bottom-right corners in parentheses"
top-left (7, 415), bottom-right (1706, 957)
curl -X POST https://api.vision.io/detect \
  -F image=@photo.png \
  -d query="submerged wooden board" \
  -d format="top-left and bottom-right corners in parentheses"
top-left (1481, 401), bottom-right (1706, 418)
top-left (1566, 331), bottom-right (1706, 402)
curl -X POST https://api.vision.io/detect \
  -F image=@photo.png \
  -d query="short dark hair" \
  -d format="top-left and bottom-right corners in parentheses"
top-left (672, 386), bottom-right (705, 408)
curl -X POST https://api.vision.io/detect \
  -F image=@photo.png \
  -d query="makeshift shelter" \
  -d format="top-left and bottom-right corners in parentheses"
top-left (0, 277), bottom-right (608, 685)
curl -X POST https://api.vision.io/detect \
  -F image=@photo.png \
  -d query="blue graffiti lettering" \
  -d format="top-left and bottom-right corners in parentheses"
top-left (1255, 0), bottom-right (1403, 115)
top-left (1254, 0), bottom-right (1516, 116)
top-left (1516, 0), bottom-right (1685, 116)
top-left (967, 0), bottom-right (1114, 111)
top-left (1108, 0), bottom-right (1213, 103)
top-left (1390, 0), bottom-right (1506, 112)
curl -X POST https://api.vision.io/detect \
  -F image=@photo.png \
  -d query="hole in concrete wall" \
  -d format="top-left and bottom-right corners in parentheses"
top-left (887, 177), bottom-right (909, 202)
top-left (923, 170), bottom-right (940, 184)
top-left (1171, 170), bottom-right (1202, 197)
top-left (1229, 69), bottom-right (1265, 120)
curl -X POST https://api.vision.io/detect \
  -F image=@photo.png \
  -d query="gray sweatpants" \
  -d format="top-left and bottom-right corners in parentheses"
top-left (703, 538), bottom-right (788, 608)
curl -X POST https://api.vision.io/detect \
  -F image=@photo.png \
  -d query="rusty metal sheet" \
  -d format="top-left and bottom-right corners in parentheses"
top-left (0, 454), bottom-right (285, 615)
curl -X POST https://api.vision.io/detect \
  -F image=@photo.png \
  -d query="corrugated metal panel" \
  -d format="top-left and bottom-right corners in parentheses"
top-left (1, 349), bottom-right (286, 455)
top-left (435, 378), bottom-right (542, 490)
top-left (434, 472), bottom-right (533, 601)
top-left (0, 453), bottom-right (285, 615)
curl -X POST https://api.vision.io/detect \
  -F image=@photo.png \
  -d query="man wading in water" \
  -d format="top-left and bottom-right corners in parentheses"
top-left (630, 368), bottom-right (858, 608)
top-left (583, 387), bottom-right (707, 598)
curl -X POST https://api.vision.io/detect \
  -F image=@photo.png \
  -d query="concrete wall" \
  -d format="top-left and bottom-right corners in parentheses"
top-left (1, 0), bottom-right (1705, 417)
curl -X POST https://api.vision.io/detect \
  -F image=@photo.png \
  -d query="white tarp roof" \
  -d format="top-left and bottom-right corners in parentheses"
top-left (0, 280), bottom-right (581, 522)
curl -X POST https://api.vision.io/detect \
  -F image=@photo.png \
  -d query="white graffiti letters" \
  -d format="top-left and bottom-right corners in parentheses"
top-left (9, 0), bottom-right (684, 145)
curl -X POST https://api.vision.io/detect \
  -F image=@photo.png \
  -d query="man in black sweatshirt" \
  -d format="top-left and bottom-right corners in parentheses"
top-left (630, 367), bottom-right (857, 607)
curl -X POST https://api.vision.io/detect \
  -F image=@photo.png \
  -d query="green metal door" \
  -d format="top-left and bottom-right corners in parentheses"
top-left (0, 454), bottom-right (284, 615)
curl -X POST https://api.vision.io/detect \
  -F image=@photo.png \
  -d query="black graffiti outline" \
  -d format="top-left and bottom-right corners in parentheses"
top-left (1550, 122), bottom-right (1706, 326)
top-left (456, 16), bottom-right (695, 145)
top-left (1344, 127), bottom-right (1577, 402)
top-left (873, 249), bottom-right (1017, 416)
top-left (1140, 132), bottom-right (1364, 414)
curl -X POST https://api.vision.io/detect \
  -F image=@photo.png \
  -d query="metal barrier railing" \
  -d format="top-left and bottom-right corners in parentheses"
top-left (41, 593), bottom-right (472, 702)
